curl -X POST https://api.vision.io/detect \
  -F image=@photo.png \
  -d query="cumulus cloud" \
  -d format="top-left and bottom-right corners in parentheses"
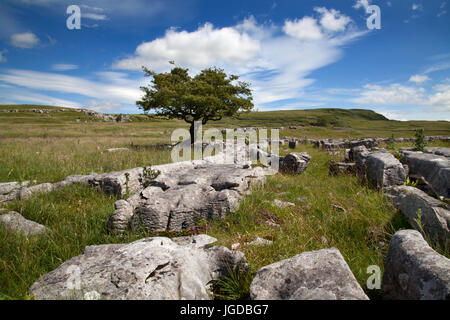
top-left (283, 17), bottom-right (323, 40)
top-left (10, 32), bottom-right (40, 48)
top-left (353, 0), bottom-right (371, 12)
top-left (352, 84), bottom-right (426, 105)
top-left (314, 7), bottom-right (352, 32)
top-left (352, 80), bottom-right (450, 114)
top-left (114, 12), bottom-right (364, 108)
top-left (429, 84), bottom-right (450, 112)
top-left (409, 74), bottom-right (430, 83)
top-left (114, 23), bottom-right (260, 72)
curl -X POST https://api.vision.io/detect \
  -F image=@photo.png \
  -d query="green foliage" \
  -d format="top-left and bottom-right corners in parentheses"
top-left (137, 66), bottom-right (254, 127)
top-left (404, 177), bottom-right (419, 187)
top-left (414, 128), bottom-right (427, 151)
top-left (387, 134), bottom-right (396, 150)
top-left (141, 165), bottom-right (161, 188)
top-left (211, 265), bottom-right (254, 300)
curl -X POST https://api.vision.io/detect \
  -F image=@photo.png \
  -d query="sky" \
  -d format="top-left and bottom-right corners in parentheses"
top-left (0, 0), bottom-right (449, 121)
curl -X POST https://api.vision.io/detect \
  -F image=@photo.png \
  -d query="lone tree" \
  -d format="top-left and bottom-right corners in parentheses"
top-left (137, 66), bottom-right (254, 143)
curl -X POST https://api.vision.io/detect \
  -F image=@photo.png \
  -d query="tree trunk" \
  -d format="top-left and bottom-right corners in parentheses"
top-left (189, 122), bottom-right (195, 145)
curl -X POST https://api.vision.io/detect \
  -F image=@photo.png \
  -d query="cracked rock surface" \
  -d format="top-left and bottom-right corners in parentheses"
top-left (29, 234), bottom-right (247, 300)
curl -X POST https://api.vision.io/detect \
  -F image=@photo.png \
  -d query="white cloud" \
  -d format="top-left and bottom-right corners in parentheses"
top-left (352, 84), bottom-right (426, 105)
top-left (412, 4), bottom-right (423, 11)
top-left (0, 69), bottom-right (142, 106)
top-left (353, 0), bottom-right (371, 12)
top-left (10, 32), bottom-right (40, 49)
top-left (113, 22), bottom-right (260, 72)
top-left (386, 1), bottom-right (392, 7)
top-left (283, 17), bottom-right (323, 40)
top-left (314, 7), bottom-right (352, 32)
top-left (82, 13), bottom-right (108, 21)
top-left (429, 84), bottom-right (450, 112)
top-left (409, 74), bottom-right (430, 83)
top-left (0, 88), bottom-right (80, 108)
top-left (113, 13), bottom-right (366, 109)
top-left (352, 81), bottom-right (450, 114)
top-left (424, 62), bottom-right (450, 74)
top-left (52, 64), bottom-right (78, 71)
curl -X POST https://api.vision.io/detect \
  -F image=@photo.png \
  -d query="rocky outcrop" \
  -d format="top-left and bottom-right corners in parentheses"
top-left (108, 163), bottom-right (266, 234)
top-left (385, 186), bottom-right (449, 248)
top-left (401, 151), bottom-right (450, 198)
top-left (383, 230), bottom-right (450, 300)
top-left (0, 211), bottom-right (47, 236)
top-left (279, 152), bottom-right (311, 175)
top-left (28, 235), bottom-right (247, 300)
top-left (250, 248), bottom-right (368, 300)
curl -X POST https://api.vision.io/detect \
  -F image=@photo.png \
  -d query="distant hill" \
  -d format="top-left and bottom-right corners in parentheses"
top-left (0, 104), bottom-right (449, 139)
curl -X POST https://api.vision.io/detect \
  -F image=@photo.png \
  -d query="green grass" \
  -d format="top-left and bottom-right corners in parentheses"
top-left (205, 144), bottom-right (414, 300)
top-left (0, 104), bottom-right (449, 300)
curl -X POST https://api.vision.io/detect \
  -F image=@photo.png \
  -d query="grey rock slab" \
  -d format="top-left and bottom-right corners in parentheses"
top-left (385, 186), bottom-right (449, 248)
top-left (28, 235), bottom-right (247, 300)
top-left (424, 147), bottom-right (450, 158)
top-left (401, 151), bottom-right (450, 198)
top-left (364, 152), bottom-right (407, 188)
top-left (383, 230), bottom-right (450, 300)
top-left (0, 211), bottom-right (47, 236)
top-left (250, 248), bottom-right (368, 300)
top-left (279, 152), bottom-right (311, 175)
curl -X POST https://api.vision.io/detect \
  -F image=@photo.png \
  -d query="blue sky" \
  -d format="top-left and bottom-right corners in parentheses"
top-left (0, 0), bottom-right (449, 121)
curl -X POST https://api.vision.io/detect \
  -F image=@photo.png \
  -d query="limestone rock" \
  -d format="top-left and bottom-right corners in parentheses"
top-left (364, 152), bottom-right (407, 188)
top-left (280, 152), bottom-right (311, 175)
top-left (29, 235), bottom-right (247, 300)
top-left (385, 186), bottom-right (449, 248)
top-left (250, 248), bottom-right (368, 300)
top-left (383, 230), bottom-right (450, 300)
top-left (401, 151), bottom-right (450, 198)
top-left (0, 211), bottom-right (47, 236)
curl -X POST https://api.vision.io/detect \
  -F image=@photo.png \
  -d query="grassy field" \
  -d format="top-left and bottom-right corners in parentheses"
top-left (0, 104), bottom-right (449, 300)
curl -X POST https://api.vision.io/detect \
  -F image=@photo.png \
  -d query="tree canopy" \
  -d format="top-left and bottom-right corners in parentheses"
top-left (137, 66), bottom-right (254, 141)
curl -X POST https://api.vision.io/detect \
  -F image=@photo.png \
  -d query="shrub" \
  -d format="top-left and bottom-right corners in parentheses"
top-left (414, 129), bottom-right (426, 152)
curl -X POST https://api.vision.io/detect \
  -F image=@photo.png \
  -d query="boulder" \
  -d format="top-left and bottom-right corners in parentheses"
top-left (329, 162), bottom-right (356, 175)
top-left (364, 152), bottom-right (407, 188)
top-left (385, 186), bottom-right (449, 248)
top-left (29, 235), bottom-right (247, 300)
top-left (383, 230), bottom-right (450, 300)
top-left (280, 152), bottom-right (311, 175)
top-left (0, 211), bottom-right (47, 236)
top-left (401, 151), bottom-right (450, 198)
top-left (250, 248), bottom-right (369, 300)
